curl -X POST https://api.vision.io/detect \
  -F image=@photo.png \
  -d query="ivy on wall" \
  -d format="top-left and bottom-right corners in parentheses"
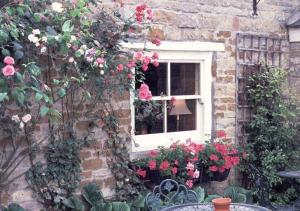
top-left (243, 65), bottom-right (299, 204)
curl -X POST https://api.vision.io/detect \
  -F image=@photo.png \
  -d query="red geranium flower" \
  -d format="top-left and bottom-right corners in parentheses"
top-left (209, 154), bottom-right (219, 161)
top-left (159, 160), bottom-right (170, 170)
top-left (136, 169), bottom-right (146, 178)
top-left (209, 165), bottom-right (218, 172)
top-left (187, 170), bottom-right (194, 177)
top-left (149, 150), bottom-right (158, 158)
top-left (215, 143), bottom-right (228, 155)
top-left (230, 156), bottom-right (240, 165)
top-left (217, 130), bottom-right (226, 138)
top-left (148, 160), bottom-right (156, 170)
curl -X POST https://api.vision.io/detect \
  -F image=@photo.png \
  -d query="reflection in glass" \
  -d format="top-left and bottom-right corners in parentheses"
top-left (171, 63), bottom-right (200, 95)
top-left (167, 99), bottom-right (196, 132)
top-left (135, 63), bottom-right (167, 96)
top-left (134, 100), bottom-right (164, 135)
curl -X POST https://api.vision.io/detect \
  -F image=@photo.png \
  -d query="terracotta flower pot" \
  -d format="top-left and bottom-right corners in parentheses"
top-left (212, 198), bottom-right (232, 211)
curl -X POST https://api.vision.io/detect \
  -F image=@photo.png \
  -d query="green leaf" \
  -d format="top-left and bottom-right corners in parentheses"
top-left (0, 30), bottom-right (9, 43)
top-left (5, 203), bottom-right (25, 211)
top-left (131, 194), bottom-right (145, 208)
top-left (62, 196), bottom-right (84, 211)
top-left (35, 93), bottom-right (43, 102)
top-left (12, 89), bottom-right (25, 105)
top-left (14, 50), bottom-right (24, 60)
top-left (91, 203), bottom-right (112, 211)
top-left (204, 194), bottom-right (222, 202)
top-left (1, 48), bottom-right (10, 56)
top-left (82, 183), bottom-right (104, 206)
top-left (111, 202), bottom-right (130, 211)
top-left (58, 88), bottom-right (66, 97)
top-left (40, 106), bottom-right (49, 117)
top-left (27, 63), bottom-right (41, 76)
top-left (194, 187), bottom-right (205, 203)
top-left (62, 20), bottom-right (74, 32)
top-left (0, 93), bottom-right (8, 102)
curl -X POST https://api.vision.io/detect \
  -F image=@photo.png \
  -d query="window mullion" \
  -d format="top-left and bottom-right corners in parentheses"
top-left (163, 100), bottom-right (167, 133)
top-left (167, 62), bottom-right (171, 96)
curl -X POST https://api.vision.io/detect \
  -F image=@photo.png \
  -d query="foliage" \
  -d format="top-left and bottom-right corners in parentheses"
top-left (132, 134), bottom-right (244, 188)
top-left (0, 0), bottom-right (159, 208)
top-left (26, 138), bottom-right (91, 209)
top-left (134, 99), bottom-right (163, 127)
top-left (2, 203), bottom-right (24, 211)
top-left (63, 182), bottom-right (145, 211)
top-left (243, 65), bottom-right (299, 204)
top-left (194, 186), bottom-right (251, 203)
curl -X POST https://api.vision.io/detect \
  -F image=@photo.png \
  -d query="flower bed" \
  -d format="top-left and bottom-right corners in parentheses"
top-left (132, 132), bottom-right (245, 188)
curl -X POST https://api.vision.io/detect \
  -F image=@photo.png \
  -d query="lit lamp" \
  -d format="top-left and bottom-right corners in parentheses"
top-left (169, 99), bottom-right (192, 131)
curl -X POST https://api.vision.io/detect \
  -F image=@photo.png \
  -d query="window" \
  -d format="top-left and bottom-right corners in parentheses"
top-left (123, 41), bottom-right (225, 152)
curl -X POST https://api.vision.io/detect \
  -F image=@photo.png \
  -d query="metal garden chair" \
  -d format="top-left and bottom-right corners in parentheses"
top-left (144, 179), bottom-right (198, 211)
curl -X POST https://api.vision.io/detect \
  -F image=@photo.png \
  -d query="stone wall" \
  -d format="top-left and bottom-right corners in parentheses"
top-left (290, 42), bottom-right (300, 101)
top-left (2, 0), bottom-right (300, 209)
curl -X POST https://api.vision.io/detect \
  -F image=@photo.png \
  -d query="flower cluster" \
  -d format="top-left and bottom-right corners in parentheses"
top-left (133, 132), bottom-right (244, 189)
top-left (2, 56), bottom-right (16, 76)
top-left (11, 114), bottom-right (32, 129)
top-left (135, 3), bottom-right (153, 23)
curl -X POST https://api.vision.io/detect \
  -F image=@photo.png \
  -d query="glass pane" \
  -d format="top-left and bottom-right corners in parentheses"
top-left (167, 99), bottom-right (196, 132)
top-left (135, 63), bottom-right (167, 96)
top-left (135, 100), bottom-right (164, 135)
top-left (170, 63), bottom-right (200, 95)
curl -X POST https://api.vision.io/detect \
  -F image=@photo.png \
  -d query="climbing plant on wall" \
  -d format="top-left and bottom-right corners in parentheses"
top-left (0, 0), bottom-right (159, 208)
top-left (243, 65), bottom-right (299, 204)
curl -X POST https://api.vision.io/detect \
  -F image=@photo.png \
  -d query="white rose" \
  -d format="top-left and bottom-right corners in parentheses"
top-left (11, 115), bottom-right (20, 123)
top-left (19, 122), bottom-right (24, 129)
top-left (68, 57), bottom-right (74, 63)
top-left (86, 57), bottom-right (93, 62)
top-left (70, 35), bottom-right (76, 42)
top-left (41, 46), bottom-right (47, 53)
top-left (54, 35), bottom-right (59, 41)
top-left (22, 114), bottom-right (32, 123)
top-left (51, 2), bottom-right (64, 13)
top-left (100, 70), bottom-right (104, 75)
top-left (80, 45), bottom-right (87, 50)
top-left (42, 36), bottom-right (48, 42)
top-left (67, 43), bottom-right (71, 48)
top-left (35, 42), bottom-right (40, 47)
top-left (32, 29), bottom-right (40, 35)
top-left (28, 34), bottom-right (39, 43)
top-left (44, 84), bottom-right (51, 91)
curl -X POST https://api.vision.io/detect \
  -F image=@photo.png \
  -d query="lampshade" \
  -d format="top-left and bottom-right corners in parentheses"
top-left (169, 99), bottom-right (192, 115)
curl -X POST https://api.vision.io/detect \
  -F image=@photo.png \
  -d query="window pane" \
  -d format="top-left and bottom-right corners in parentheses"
top-left (167, 99), bottom-right (196, 132)
top-left (135, 63), bottom-right (167, 96)
top-left (135, 100), bottom-right (164, 135)
top-left (170, 63), bottom-right (200, 95)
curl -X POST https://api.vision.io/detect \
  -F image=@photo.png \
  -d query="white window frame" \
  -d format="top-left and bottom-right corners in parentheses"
top-left (122, 41), bottom-right (225, 152)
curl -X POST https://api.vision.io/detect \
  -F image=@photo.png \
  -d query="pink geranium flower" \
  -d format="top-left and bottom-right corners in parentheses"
top-left (186, 162), bottom-right (195, 171)
top-left (148, 160), bottom-right (156, 170)
top-left (172, 167), bottom-right (178, 174)
top-left (193, 169), bottom-right (200, 178)
top-left (4, 56), bottom-right (15, 65)
top-left (2, 65), bottom-right (15, 76)
top-left (186, 180), bottom-right (193, 188)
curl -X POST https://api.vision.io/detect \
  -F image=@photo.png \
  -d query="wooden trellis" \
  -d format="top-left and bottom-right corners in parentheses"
top-left (235, 33), bottom-right (287, 146)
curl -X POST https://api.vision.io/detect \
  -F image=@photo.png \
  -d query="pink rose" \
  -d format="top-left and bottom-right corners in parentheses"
top-left (151, 38), bottom-right (161, 46)
top-left (143, 56), bottom-right (151, 65)
top-left (152, 52), bottom-right (159, 60)
top-left (142, 64), bottom-right (148, 72)
top-left (2, 65), bottom-right (15, 76)
top-left (117, 64), bottom-right (123, 72)
top-left (145, 91), bottom-right (152, 101)
top-left (127, 73), bottom-right (133, 79)
top-left (153, 61), bottom-right (159, 67)
top-left (4, 56), bottom-right (15, 65)
top-left (139, 83), bottom-right (150, 92)
top-left (134, 52), bottom-right (143, 61)
top-left (138, 88), bottom-right (149, 100)
top-left (96, 58), bottom-right (105, 65)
